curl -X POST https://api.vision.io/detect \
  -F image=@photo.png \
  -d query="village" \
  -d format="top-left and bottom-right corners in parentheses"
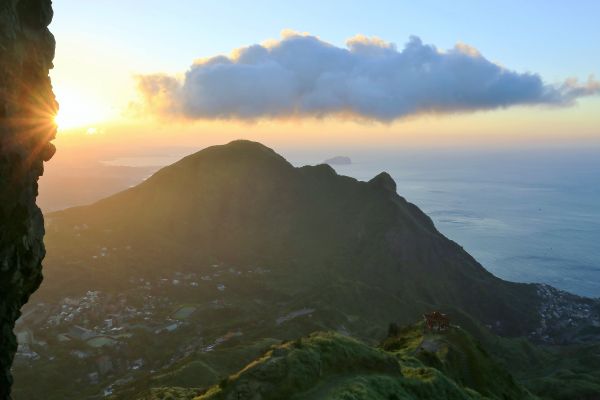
top-left (531, 284), bottom-right (600, 343)
top-left (12, 263), bottom-right (270, 397)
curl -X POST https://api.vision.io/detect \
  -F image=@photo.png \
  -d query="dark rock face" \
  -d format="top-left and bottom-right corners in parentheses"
top-left (0, 1), bottom-right (56, 398)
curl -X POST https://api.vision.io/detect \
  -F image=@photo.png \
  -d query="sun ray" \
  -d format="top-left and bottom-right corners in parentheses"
top-left (53, 85), bottom-right (112, 131)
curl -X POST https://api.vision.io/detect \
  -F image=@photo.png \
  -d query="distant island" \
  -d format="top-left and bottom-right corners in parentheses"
top-left (323, 155), bottom-right (352, 165)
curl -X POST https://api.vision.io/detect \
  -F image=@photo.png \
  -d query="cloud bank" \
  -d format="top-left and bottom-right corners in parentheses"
top-left (136, 32), bottom-right (599, 121)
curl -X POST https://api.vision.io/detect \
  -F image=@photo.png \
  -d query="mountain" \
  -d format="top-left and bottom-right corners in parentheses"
top-left (18, 140), bottom-right (600, 400)
top-left (42, 140), bottom-right (597, 340)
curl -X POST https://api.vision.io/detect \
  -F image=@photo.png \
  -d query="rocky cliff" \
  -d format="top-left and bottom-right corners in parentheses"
top-left (0, 0), bottom-right (56, 398)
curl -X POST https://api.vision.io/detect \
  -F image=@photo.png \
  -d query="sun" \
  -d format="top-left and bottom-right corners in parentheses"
top-left (53, 85), bottom-right (112, 131)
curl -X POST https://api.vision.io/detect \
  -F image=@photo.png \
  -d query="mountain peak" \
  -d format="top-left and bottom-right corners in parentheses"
top-left (169, 140), bottom-right (292, 175)
top-left (369, 171), bottom-right (397, 192)
top-left (214, 139), bottom-right (274, 153)
top-left (189, 139), bottom-right (281, 160)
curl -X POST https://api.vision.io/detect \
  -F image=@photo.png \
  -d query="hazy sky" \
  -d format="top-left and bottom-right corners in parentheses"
top-left (49, 0), bottom-right (600, 151)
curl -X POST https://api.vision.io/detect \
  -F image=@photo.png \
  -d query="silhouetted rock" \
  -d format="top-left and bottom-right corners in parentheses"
top-left (0, 0), bottom-right (56, 398)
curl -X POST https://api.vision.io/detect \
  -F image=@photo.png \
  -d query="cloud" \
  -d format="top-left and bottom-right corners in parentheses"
top-left (135, 32), bottom-right (600, 122)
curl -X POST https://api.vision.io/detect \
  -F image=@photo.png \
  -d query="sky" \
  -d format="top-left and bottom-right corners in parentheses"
top-left (49, 0), bottom-right (600, 153)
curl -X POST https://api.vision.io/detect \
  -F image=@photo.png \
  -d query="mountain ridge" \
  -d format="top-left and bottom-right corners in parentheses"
top-left (42, 140), bottom-right (598, 341)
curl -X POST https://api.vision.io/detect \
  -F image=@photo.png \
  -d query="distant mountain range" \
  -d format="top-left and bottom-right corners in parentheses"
top-left (32, 140), bottom-right (600, 399)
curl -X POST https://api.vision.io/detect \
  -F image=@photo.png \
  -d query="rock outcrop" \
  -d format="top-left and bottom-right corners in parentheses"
top-left (0, 0), bottom-right (56, 398)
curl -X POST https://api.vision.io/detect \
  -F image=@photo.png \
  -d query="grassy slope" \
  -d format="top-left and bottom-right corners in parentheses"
top-left (381, 323), bottom-right (535, 400)
top-left (133, 324), bottom-right (537, 400)
top-left (195, 331), bottom-right (491, 400)
top-left (134, 321), bottom-right (600, 400)
top-left (438, 310), bottom-right (600, 400)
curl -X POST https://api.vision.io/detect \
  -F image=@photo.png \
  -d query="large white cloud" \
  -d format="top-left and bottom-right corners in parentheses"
top-left (136, 32), bottom-right (599, 121)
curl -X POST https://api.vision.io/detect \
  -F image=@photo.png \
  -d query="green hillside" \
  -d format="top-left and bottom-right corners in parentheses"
top-left (138, 324), bottom-right (535, 400)
top-left (381, 323), bottom-right (533, 400)
top-left (124, 321), bottom-right (600, 400)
